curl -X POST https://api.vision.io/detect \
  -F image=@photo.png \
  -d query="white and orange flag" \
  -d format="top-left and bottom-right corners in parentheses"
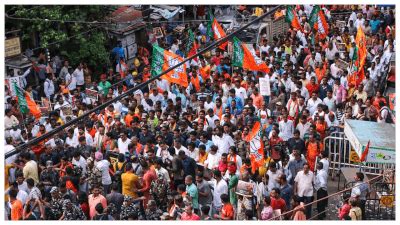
top-left (212, 18), bottom-right (228, 50)
top-left (244, 121), bottom-right (264, 173)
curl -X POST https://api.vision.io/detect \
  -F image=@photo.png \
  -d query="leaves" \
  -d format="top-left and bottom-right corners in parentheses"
top-left (6, 5), bottom-right (111, 72)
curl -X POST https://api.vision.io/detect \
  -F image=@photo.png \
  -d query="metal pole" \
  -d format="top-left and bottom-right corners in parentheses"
top-left (5, 5), bottom-right (281, 159)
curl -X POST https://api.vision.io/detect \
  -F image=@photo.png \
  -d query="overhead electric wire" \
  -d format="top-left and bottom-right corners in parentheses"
top-left (5, 5), bottom-right (281, 159)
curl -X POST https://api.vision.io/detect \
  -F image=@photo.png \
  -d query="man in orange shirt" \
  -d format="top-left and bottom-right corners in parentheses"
top-left (214, 193), bottom-right (234, 220)
top-left (306, 76), bottom-right (319, 96)
top-left (9, 189), bottom-right (23, 220)
top-left (250, 88), bottom-right (264, 109)
top-left (88, 186), bottom-right (107, 219)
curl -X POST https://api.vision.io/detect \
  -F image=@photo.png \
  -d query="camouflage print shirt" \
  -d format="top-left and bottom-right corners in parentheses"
top-left (120, 202), bottom-right (143, 220)
top-left (86, 167), bottom-right (103, 191)
top-left (145, 208), bottom-right (163, 220)
top-left (49, 198), bottom-right (64, 220)
top-left (63, 205), bottom-right (87, 220)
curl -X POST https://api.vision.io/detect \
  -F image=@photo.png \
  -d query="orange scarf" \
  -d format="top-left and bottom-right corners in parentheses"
top-left (191, 75), bottom-right (200, 92)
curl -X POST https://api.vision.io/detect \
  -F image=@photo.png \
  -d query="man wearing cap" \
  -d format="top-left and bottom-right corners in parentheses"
top-left (47, 186), bottom-right (64, 219)
top-left (94, 152), bottom-right (112, 195)
top-left (40, 161), bottom-right (60, 189)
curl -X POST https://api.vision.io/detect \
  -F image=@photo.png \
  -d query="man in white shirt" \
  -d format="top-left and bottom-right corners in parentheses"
top-left (149, 87), bottom-right (163, 105)
top-left (187, 142), bottom-right (199, 162)
top-left (65, 69), bottom-right (77, 91)
top-left (117, 132), bottom-right (131, 155)
top-left (173, 139), bottom-right (189, 156)
top-left (234, 79), bottom-right (247, 104)
top-left (294, 163), bottom-right (314, 219)
top-left (279, 114), bottom-right (294, 141)
top-left (212, 127), bottom-right (234, 155)
top-left (205, 108), bottom-right (219, 129)
top-left (266, 162), bottom-right (283, 191)
top-left (93, 126), bottom-right (105, 151)
top-left (323, 90), bottom-right (336, 111)
top-left (307, 92), bottom-right (323, 116)
top-left (155, 158), bottom-right (171, 184)
top-left (204, 147), bottom-right (221, 170)
top-left (95, 152), bottom-right (112, 195)
top-left (73, 63), bottom-right (85, 88)
top-left (44, 74), bottom-right (55, 100)
top-left (72, 151), bottom-right (88, 175)
top-left (208, 170), bottom-right (228, 214)
top-left (314, 162), bottom-right (328, 220)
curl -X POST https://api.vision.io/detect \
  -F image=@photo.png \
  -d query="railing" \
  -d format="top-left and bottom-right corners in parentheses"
top-left (324, 132), bottom-right (396, 178)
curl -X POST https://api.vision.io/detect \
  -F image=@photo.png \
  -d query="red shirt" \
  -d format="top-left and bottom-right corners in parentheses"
top-left (181, 212), bottom-right (200, 220)
top-left (306, 83), bottom-right (319, 96)
top-left (271, 197), bottom-right (286, 212)
top-left (221, 203), bottom-right (234, 219)
top-left (218, 161), bottom-right (228, 173)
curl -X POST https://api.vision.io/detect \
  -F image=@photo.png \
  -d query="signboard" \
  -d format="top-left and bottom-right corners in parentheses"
top-left (336, 43), bottom-right (346, 52)
top-left (336, 20), bottom-right (346, 31)
top-left (259, 76), bottom-right (271, 96)
top-left (40, 107), bottom-right (50, 116)
top-left (61, 105), bottom-right (73, 116)
top-left (345, 120), bottom-right (395, 164)
top-left (5, 37), bottom-right (22, 58)
top-left (366, 147), bottom-right (396, 164)
top-left (236, 180), bottom-right (254, 196)
top-left (85, 89), bottom-right (98, 102)
top-left (344, 120), bottom-right (363, 156)
top-left (153, 27), bottom-right (164, 39)
top-left (349, 148), bottom-right (360, 163)
top-left (127, 43), bottom-right (138, 59)
top-left (41, 97), bottom-right (51, 109)
top-left (336, 59), bottom-right (349, 71)
top-left (380, 195), bottom-right (394, 207)
top-left (5, 76), bottom-right (22, 96)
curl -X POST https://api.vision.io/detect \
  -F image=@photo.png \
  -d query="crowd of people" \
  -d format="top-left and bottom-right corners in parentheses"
top-left (4, 4), bottom-right (395, 221)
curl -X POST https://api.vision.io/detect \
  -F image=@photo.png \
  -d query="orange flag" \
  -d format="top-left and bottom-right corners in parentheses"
top-left (151, 45), bottom-right (189, 87)
top-left (360, 140), bottom-right (370, 162)
top-left (232, 36), bottom-right (270, 74)
top-left (348, 27), bottom-right (367, 87)
top-left (212, 18), bottom-right (228, 50)
top-left (26, 92), bottom-right (41, 119)
top-left (244, 121), bottom-right (264, 173)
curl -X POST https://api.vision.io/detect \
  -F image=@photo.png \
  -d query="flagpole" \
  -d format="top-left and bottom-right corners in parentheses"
top-left (5, 5), bottom-right (282, 160)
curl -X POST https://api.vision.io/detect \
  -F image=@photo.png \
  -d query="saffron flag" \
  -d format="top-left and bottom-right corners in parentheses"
top-left (13, 82), bottom-right (41, 119)
top-left (151, 45), bottom-right (189, 87)
top-left (360, 140), bottom-right (370, 162)
top-left (118, 59), bottom-right (128, 78)
top-left (206, 10), bottom-right (214, 41)
top-left (348, 27), bottom-right (367, 87)
top-left (285, 6), bottom-right (302, 31)
top-left (212, 18), bottom-right (228, 50)
top-left (244, 121), bottom-right (264, 173)
top-left (232, 36), bottom-right (270, 74)
top-left (309, 5), bottom-right (329, 40)
top-left (186, 29), bottom-right (198, 61)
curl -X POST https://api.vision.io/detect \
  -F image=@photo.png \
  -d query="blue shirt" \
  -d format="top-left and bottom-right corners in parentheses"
top-left (112, 47), bottom-right (125, 63)
top-left (227, 96), bottom-right (244, 112)
top-left (369, 20), bottom-right (381, 34)
top-left (186, 183), bottom-right (199, 209)
top-left (280, 184), bottom-right (293, 209)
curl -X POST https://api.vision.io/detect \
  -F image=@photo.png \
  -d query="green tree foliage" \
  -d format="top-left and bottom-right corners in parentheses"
top-left (5, 5), bottom-right (116, 71)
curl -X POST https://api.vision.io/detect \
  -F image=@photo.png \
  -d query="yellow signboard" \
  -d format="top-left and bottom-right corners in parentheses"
top-left (5, 37), bottom-right (21, 58)
top-left (380, 195), bottom-right (394, 207)
top-left (349, 148), bottom-right (360, 163)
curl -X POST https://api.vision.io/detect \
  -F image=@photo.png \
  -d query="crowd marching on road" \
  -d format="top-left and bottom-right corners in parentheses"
top-left (4, 4), bottom-right (395, 221)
